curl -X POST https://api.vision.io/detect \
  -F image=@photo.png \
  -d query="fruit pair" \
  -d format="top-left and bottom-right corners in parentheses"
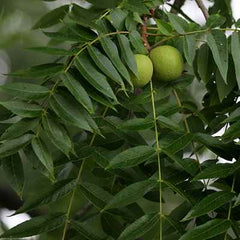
top-left (131, 45), bottom-right (184, 87)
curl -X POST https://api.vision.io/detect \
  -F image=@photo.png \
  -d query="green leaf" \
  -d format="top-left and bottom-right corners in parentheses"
top-left (61, 73), bottom-right (94, 114)
top-left (31, 137), bottom-right (54, 181)
top-left (157, 115), bottom-right (184, 133)
top-left (104, 180), bottom-right (157, 210)
top-left (206, 14), bottom-right (226, 28)
top-left (87, 45), bottom-right (125, 88)
top-left (222, 120), bottom-right (240, 141)
top-left (117, 34), bottom-right (138, 77)
top-left (183, 35), bottom-right (196, 66)
top-left (86, 0), bottom-right (118, 8)
top-left (33, 5), bottom-right (69, 29)
top-left (162, 133), bottom-right (193, 155)
top-left (167, 12), bottom-right (188, 34)
top-left (100, 37), bottom-right (132, 87)
top-left (207, 30), bottom-right (228, 82)
top-left (0, 214), bottom-right (65, 238)
top-left (75, 52), bottom-right (117, 102)
top-left (0, 83), bottom-right (49, 100)
top-left (156, 19), bottom-right (173, 36)
top-left (2, 154), bottom-right (24, 198)
top-left (107, 145), bottom-right (156, 169)
top-left (122, 0), bottom-right (149, 15)
top-left (71, 221), bottom-right (106, 240)
top-left (50, 93), bottom-right (92, 132)
top-left (110, 8), bottom-right (127, 30)
top-left (79, 182), bottom-right (113, 209)
top-left (118, 118), bottom-right (153, 131)
top-left (197, 44), bottom-right (214, 84)
top-left (0, 101), bottom-right (43, 118)
top-left (193, 164), bottom-right (233, 181)
top-left (0, 118), bottom-right (39, 140)
top-left (129, 30), bottom-right (148, 54)
top-left (179, 219), bottom-right (231, 240)
top-left (15, 179), bottom-right (77, 214)
top-left (182, 191), bottom-right (235, 221)
top-left (231, 32), bottom-right (240, 88)
top-left (9, 63), bottom-right (64, 79)
top-left (118, 213), bottom-right (159, 240)
top-left (42, 116), bottom-right (72, 158)
top-left (27, 47), bottom-right (72, 55)
top-left (0, 134), bottom-right (33, 158)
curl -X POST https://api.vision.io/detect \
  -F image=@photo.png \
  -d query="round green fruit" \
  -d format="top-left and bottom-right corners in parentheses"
top-left (150, 45), bottom-right (183, 81)
top-left (131, 54), bottom-right (153, 87)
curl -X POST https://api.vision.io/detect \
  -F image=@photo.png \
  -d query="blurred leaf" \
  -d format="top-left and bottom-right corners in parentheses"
top-left (9, 63), bottom-right (64, 79)
top-left (157, 115), bottom-right (184, 133)
top-left (167, 12), bottom-right (188, 34)
top-left (33, 5), bottom-right (69, 29)
top-left (27, 47), bottom-right (72, 55)
top-left (42, 116), bottom-right (72, 158)
top-left (206, 14), bottom-right (226, 28)
top-left (179, 219), bottom-right (231, 240)
top-left (183, 35), bottom-right (196, 66)
top-left (0, 118), bottom-right (39, 141)
top-left (118, 118), bottom-right (153, 131)
top-left (182, 191), bottom-right (235, 221)
top-left (156, 19), bottom-right (173, 36)
top-left (2, 153), bottom-right (24, 198)
top-left (231, 32), bottom-right (240, 88)
top-left (118, 213), bottom-right (159, 240)
top-left (110, 8), bottom-right (127, 30)
top-left (207, 30), bottom-right (228, 82)
top-left (86, 0), bottom-right (118, 8)
top-left (75, 52), bottom-right (117, 102)
top-left (0, 134), bottom-right (33, 158)
top-left (0, 214), bottom-right (65, 238)
top-left (129, 30), bottom-right (147, 54)
top-left (104, 179), bottom-right (157, 210)
top-left (107, 145), bottom-right (156, 169)
top-left (122, 0), bottom-right (149, 15)
top-left (15, 179), bottom-right (77, 214)
top-left (0, 101), bottom-right (43, 118)
top-left (32, 137), bottom-right (55, 181)
top-left (0, 83), bottom-right (49, 100)
top-left (61, 73), bottom-right (94, 114)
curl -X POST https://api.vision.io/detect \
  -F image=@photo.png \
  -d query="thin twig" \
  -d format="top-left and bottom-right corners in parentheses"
top-left (195, 0), bottom-right (209, 20)
top-left (141, 16), bottom-right (151, 52)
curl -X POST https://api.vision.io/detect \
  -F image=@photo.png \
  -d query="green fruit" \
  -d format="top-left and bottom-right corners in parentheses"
top-left (150, 45), bottom-right (183, 81)
top-left (131, 54), bottom-right (153, 87)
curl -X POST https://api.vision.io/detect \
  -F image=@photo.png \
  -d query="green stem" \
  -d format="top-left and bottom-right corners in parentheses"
top-left (150, 80), bottom-right (163, 240)
top-left (61, 107), bottom-right (109, 240)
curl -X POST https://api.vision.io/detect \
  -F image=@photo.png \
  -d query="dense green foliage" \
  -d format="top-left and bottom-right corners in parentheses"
top-left (1, 0), bottom-right (240, 239)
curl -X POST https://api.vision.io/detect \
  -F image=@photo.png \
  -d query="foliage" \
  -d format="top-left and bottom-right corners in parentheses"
top-left (0, 0), bottom-right (240, 239)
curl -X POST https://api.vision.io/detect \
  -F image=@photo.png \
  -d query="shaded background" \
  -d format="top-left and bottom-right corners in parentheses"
top-left (0, 0), bottom-right (239, 238)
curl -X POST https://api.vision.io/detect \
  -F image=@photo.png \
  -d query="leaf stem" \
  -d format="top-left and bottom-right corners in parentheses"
top-left (150, 80), bottom-right (163, 240)
top-left (61, 106), bottom-right (109, 240)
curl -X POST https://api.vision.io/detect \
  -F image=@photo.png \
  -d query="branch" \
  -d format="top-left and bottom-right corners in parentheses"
top-left (195, 0), bottom-right (209, 20)
top-left (170, 0), bottom-right (186, 13)
top-left (141, 16), bottom-right (151, 52)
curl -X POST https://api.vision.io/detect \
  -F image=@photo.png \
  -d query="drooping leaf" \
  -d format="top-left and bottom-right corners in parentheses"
top-left (110, 8), bottom-right (127, 30)
top-left (129, 30), bottom-right (147, 54)
top-left (0, 118), bottom-right (39, 140)
top-left (207, 30), bottom-right (228, 82)
top-left (182, 191), bottom-right (235, 221)
top-left (0, 214), bottom-right (66, 238)
top-left (0, 134), bottom-right (33, 158)
top-left (231, 31), bottom-right (240, 88)
top-left (31, 137), bottom-right (55, 181)
top-left (156, 19), bottom-right (173, 36)
top-left (179, 219), bottom-right (231, 240)
top-left (15, 179), bottom-right (77, 214)
top-left (104, 179), bottom-right (157, 210)
top-left (71, 221), bottom-right (106, 240)
top-left (2, 153), bottom-right (24, 198)
top-left (167, 12), bottom-right (188, 34)
top-left (107, 145), bottom-right (156, 169)
top-left (42, 116), bottom-right (72, 158)
top-left (100, 37), bottom-right (132, 87)
top-left (117, 34), bottom-right (138, 77)
top-left (0, 101), bottom-right (43, 118)
top-left (49, 93), bottom-right (92, 132)
top-left (0, 83), bottom-right (49, 100)
top-left (183, 35), bottom-right (196, 66)
top-left (33, 5), bottom-right (69, 29)
top-left (9, 63), bottom-right (64, 79)
top-left (87, 45), bottom-right (125, 88)
top-left (118, 213), bottom-right (159, 240)
top-left (75, 52), bottom-right (117, 102)
top-left (61, 73), bottom-right (94, 114)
